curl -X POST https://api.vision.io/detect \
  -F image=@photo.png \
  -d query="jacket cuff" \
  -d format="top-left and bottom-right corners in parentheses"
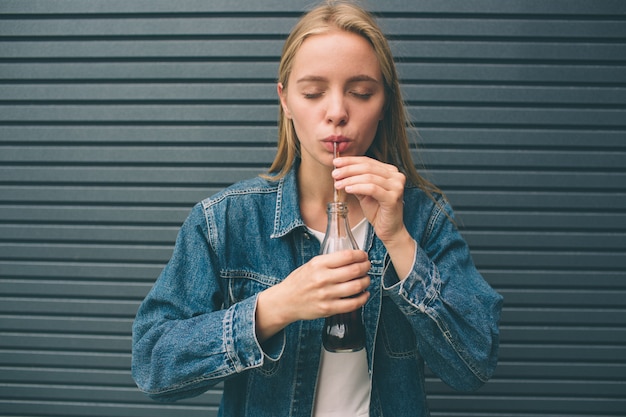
top-left (224, 293), bottom-right (286, 373)
top-left (253, 294), bottom-right (286, 363)
top-left (223, 295), bottom-right (263, 372)
top-left (381, 241), bottom-right (440, 312)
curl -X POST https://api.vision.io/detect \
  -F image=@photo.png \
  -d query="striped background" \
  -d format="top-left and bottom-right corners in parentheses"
top-left (1, 1), bottom-right (625, 416)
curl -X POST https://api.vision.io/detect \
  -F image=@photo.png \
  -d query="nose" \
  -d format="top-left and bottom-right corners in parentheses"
top-left (325, 92), bottom-right (348, 126)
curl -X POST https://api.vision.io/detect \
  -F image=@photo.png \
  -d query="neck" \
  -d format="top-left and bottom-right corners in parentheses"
top-left (297, 162), bottom-right (363, 231)
top-left (299, 177), bottom-right (335, 208)
top-left (297, 158), bottom-right (335, 205)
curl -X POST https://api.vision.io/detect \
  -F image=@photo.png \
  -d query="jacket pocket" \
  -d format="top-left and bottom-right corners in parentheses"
top-left (222, 270), bottom-right (281, 306)
top-left (379, 296), bottom-right (419, 358)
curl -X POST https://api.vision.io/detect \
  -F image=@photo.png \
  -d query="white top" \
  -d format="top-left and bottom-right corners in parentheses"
top-left (308, 218), bottom-right (371, 417)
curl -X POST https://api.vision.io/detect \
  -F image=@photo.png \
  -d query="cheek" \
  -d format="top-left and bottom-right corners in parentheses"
top-left (363, 105), bottom-right (385, 133)
top-left (288, 109), bottom-right (313, 143)
top-left (285, 96), bottom-right (306, 122)
top-left (289, 101), bottom-right (322, 133)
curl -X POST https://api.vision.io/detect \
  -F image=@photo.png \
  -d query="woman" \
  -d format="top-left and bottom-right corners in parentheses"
top-left (132, 2), bottom-right (503, 416)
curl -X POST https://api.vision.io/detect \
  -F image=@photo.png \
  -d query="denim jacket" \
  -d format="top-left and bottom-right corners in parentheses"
top-left (132, 165), bottom-right (503, 417)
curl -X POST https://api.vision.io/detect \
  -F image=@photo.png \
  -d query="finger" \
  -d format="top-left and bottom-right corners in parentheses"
top-left (333, 162), bottom-right (405, 193)
top-left (318, 273), bottom-right (370, 301)
top-left (317, 249), bottom-right (369, 270)
top-left (333, 155), bottom-right (396, 169)
top-left (331, 290), bottom-right (370, 315)
top-left (338, 274), bottom-right (371, 298)
top-left (338, 171), bottom-right (404, 191)
top-left (333, 158), bottom-right (398, 180)
top-left (327, 258), bottom-right (372, 286)
top-left (340, 175), bottom-right (405, 204)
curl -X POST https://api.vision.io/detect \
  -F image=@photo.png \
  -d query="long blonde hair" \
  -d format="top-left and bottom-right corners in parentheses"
top-left (267, 1), bottom-right (439, 195)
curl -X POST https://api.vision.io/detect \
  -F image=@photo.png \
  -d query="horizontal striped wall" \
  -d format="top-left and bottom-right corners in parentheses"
top-left (1, 1), bottom-right (625, 416)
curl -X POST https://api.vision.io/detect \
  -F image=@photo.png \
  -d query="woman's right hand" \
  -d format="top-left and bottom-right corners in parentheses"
top-left (255, 249), bottom-right (371, 342)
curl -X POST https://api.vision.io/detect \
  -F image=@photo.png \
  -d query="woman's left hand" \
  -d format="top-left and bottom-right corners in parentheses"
top-left (332, 156), bottom-right (406, 245)
top-left (333, 156), bottom-right (417, 279)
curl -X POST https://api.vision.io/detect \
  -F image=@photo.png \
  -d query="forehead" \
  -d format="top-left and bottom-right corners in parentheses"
top-left (290, 30), bottom-right (382, 82)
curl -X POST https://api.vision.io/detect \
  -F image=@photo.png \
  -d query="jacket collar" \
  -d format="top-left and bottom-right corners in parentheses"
top-left (271, 163), bottom-right (306, 239)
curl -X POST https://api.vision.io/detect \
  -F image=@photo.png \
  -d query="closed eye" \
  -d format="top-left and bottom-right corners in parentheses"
top-left (303, 92), bottom-right (324, 99)
top-left (351, 91), bottom-right (373, 100)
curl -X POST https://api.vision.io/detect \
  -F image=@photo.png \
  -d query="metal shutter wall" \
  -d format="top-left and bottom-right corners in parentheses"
top-left (1, 1), bottom-right (624, 416)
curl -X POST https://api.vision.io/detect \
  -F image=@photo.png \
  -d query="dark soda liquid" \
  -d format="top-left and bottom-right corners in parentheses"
top-left (322, 309), bottom-right (365, 352)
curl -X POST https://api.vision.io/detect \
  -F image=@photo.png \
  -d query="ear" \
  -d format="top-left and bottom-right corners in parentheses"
top-left (277, 83), bottom-right (292, 119)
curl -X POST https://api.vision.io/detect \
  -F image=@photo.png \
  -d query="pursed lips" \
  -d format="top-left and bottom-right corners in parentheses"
top-left (322, 135), bottom-right (350, 153)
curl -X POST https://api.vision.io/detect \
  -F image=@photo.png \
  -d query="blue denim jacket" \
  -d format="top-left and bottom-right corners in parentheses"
top-left (132, 165), bottom-right (503, 417)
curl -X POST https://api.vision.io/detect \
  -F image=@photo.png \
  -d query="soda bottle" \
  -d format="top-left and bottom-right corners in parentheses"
top-left (320, 201), bottom-right (366, 352)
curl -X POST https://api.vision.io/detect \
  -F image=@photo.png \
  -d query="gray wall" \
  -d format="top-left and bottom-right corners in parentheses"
top-left (1, 1), bottom-right (625, 416)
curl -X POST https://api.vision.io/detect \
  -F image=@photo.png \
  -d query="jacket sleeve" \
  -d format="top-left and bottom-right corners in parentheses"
top-left (131, 203), bottom-right (284, 401)
top-left (381, 197), bottom-right (503, 391)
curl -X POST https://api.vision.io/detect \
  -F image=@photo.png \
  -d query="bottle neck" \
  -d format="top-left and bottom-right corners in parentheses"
top-left (326, 201), bottom-right (348, 215)
top-left (326, 202), bottom-right (350, 239)
top-left (321, 201), bottom-right (359, 253)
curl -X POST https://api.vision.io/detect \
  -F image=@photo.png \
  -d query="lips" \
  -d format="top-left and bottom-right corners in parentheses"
top-left (323, 136), bottom-right (351, 153)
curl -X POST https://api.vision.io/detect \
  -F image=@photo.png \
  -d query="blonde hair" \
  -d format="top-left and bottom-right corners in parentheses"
top-left (266, 1), bottom-right (439, 195)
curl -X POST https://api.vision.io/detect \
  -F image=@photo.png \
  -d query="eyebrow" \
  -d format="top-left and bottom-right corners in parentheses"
top-left (296, 74), bottom-right (381, 84)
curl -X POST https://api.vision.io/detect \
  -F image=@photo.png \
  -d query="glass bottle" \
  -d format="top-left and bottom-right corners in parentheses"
top-left (320, 201), bottom-right (366, 352)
